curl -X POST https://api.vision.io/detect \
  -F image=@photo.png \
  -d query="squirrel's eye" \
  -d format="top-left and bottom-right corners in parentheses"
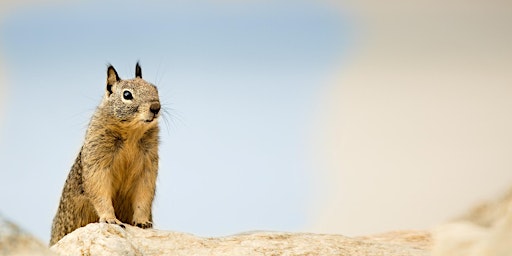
top-left (123, 90), bottom-right (133, 100)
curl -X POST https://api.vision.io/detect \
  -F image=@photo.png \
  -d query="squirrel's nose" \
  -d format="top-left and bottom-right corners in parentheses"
top-left (150, 102), bottom-right (160, 115)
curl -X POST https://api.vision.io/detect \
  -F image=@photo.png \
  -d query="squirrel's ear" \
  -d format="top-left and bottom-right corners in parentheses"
top-left (106, 65), bottom-right (120, 95)
top-left (135, 62), bottom-right (142, 78)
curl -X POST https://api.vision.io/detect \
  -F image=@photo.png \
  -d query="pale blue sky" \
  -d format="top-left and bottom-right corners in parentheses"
top-left (0, 1), bottom-right (351, 242)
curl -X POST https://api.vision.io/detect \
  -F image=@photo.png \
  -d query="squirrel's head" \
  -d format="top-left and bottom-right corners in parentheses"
top-left (101, 62), bottom-right (160, 126)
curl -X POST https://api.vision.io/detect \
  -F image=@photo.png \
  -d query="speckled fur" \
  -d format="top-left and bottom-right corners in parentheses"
top-left (50, 63), bottom-right (160, 245)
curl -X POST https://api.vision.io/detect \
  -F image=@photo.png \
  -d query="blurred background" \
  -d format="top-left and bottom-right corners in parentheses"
top-left (0, 0), bottom-right (511, 243)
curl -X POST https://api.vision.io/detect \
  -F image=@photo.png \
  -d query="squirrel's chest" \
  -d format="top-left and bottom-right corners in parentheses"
top-left (111, 140), bottom-right (151, 184)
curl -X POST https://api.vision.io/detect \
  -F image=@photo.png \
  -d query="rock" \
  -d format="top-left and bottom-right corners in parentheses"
top-left (432, 187), bottom-right (512, 256)
top-left (357, 230), bottom-right (431, 251)
top-left (0, 213), bottom-right (55, 256)
top-left (50, 224), bottom-right (431, 256)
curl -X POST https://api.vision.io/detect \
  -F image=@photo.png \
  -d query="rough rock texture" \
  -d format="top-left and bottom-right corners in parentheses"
top-left (432, 187), bottom-right (512, 256)
top-left (50, 224), bottom-right (431, 256)
top-left (0, 214), bottom-right (55, 256)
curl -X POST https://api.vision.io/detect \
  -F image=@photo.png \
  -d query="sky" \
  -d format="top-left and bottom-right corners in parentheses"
top-left (1, 0), bottom-right (512, 246)
top-left (0, 1), bottom-right (350, 242)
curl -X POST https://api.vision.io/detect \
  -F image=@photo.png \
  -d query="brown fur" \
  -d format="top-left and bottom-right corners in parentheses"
top-left (50, 63), bottom-right (160, 245)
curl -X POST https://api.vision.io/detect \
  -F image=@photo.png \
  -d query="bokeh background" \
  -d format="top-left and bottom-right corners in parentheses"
top-left (0, 0), bottom-right (511, 243)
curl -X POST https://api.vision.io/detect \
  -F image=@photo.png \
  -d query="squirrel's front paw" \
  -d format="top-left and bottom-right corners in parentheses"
top-left (133, 221), bottom-right (153, 229)
top-left (99, 217), bottom-right (126, 228)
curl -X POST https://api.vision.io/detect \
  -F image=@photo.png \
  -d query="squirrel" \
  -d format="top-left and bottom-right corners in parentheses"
top-left (50, 63), bottom-right (161, 245)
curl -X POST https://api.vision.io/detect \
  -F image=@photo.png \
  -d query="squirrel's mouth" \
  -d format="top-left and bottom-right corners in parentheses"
top-left (144, 116), bottom-right (158, 123)
top-left (142, 112), bottom-right (159, 123)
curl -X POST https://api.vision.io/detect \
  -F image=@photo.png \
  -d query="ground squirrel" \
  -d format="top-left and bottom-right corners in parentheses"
top-left (50, 63), bottom-right (161, 245)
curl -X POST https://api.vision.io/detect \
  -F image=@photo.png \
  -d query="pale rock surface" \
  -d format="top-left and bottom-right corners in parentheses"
top-left (50, 224), bottom-right (431, 256)
top-left (0, 213), bottom-right (55, 256)
top-left (432, 187), bottom-right (512, 256)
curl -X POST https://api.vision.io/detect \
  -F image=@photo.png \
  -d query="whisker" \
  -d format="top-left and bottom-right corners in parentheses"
top-left (158, 103), bottom-right (183, 136)
top-left (161, 108), bottom-right (172, 135)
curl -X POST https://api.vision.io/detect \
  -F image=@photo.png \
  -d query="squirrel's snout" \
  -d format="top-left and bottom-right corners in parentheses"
top-left (150, 102), bottom-right (161, 115)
